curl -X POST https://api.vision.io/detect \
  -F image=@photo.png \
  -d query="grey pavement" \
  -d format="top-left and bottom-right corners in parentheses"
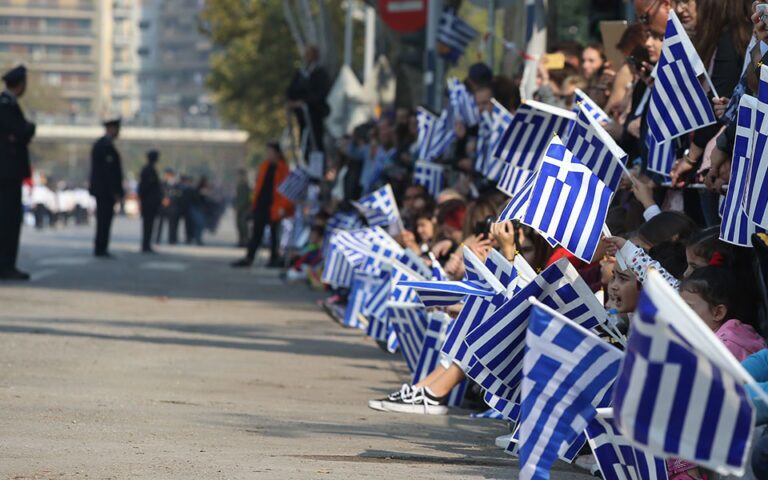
top-left (0, 214), bottom-right (593, 479)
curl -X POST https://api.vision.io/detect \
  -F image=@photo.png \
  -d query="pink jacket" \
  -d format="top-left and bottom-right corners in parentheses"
top-left (717, 319), bottom-right (767, 362)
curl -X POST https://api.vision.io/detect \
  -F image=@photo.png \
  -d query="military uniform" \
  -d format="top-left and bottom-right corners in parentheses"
top-left (137, 152), bottom-right (162, 252)
top-left (89, 128), bottom-right (124, 257)
top-left (0, 66), bottom-right (35, 279)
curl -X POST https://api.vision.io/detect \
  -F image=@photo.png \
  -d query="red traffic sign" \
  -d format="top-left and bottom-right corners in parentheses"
top-left (379, 0), bottom-right (427, 33)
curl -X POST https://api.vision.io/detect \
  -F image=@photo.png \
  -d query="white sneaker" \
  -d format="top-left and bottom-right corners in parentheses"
top-left (380, 387), bottom-right (448, 415)
top-left (368, 384), bottom-right (413, 411)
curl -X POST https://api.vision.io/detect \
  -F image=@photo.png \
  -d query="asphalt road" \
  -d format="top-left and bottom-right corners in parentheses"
top-left (0, 214), bottom-right (593, 479)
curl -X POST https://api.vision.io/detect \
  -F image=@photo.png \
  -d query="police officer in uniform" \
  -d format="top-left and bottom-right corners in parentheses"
top-left (137, 150), bottom-right (162, 253)
top-left (0, 65), bottom-right (35, 280)
top-left (88, 117), bottom-right (124, 258)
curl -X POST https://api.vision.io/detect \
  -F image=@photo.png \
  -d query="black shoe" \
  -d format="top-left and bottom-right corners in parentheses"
top-left (230, 258), bottom-right (253, 268)
top-left (380, 387), bottom-right (448, 415)
top-left (0, 268), bottom-right (30, 281)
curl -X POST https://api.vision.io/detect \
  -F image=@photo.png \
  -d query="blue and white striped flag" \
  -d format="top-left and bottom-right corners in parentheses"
top-left (417, 107), bottom-right (436, 162)
top-left (462, 258), bottom-right (607, 404)
top-left (612, 270), bottom-right (758, 476)
top-left (565, 101), bottom-right (629, 192)
top-left (414, 161), bottom-right (445, 198)
top-left (364, 268), bottom-right (392, 342)
top-left (496, 100), bottom-right (575, 196)
top-left (343, 271), bottom-right (379, 329)
top-left (721, 95), bottom-right (763, 246)
top-left (521, 135), bottom-right (614, 263)
top-left (743, 65), bottom-right (768, 229)
top-left (388, 302), bottom-right (428, 373)
top-left (352, 184), bottom-right (402, 230)
top-left (517, 302), bottom-right (622, 480)
top-left (429, 109), bottom-right (457, 159)
top-left (482, 391), bottom-right (521, 421)
top-left (437, 10), bottom-right (478, 64)
top-left (586, 413), bottom-right (668, 480)
top-left (574, 88), bottom-right (611, 124)
top-left (326, 210), bottom-right (364, 232)
top-left (277, 168), bottom-right (310, 203)
top-left (645, 131), bottom-right (675, 178)
top-left (484, 99), bottom-right (516, 183)
top-left (322, 235), bottom-right (355, 288)
top-left (413, 311), bottom-right (451, 383)
top-left (447, 77), bottom-right (479, 127)
top-left (647, 11), bottom-right (716, 143)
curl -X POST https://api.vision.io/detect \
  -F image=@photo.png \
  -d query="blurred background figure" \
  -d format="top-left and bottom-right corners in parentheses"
top-left (138, 150), bottom-right (162, 254)
top-left (156, 168), bottom-right (181, 245)
top-left (234, 168), bottom-right (251, 248)
top-left (232, 142), bottom-right (293, 268)
top-left (0, 65), bottom-right (35, 280)
top-left (89, 117), bottom-right (124, 259)
top-left (286, 44), bottom-right (331, 156)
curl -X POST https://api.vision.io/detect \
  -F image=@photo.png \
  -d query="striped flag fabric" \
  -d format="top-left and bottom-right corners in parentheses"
top-left (647, 11), bottom-right (716, 143)
top-left (721, 95), bottom-right (763, 246)
top-left (326, 210), bottom-right (364, 232)
top-left (612, 270), bottom-right (757, 476)
top-left (586, 413), bottom-right (668, 480)
top-left (364, 268), bottom-right (392, 342)
top-left (574, 88), bottom-right (611, 124)
top-left (517, 303), bottom-right (622, 480)
top-left (343, 271), bottom-right (379, 329)
top-left (277, 168), bottom-right (311, 203)
top-left (412, 311), bottom-right (450, 383)
top-left (484, 99), bottom-right (516, 183)
top-left (645, 132), bottom-right (675, 178)
top-left (447, 77), bottom-right (479, 127)
top-left (521, 135), bottom-right (614, 263)
top-left (475, 110), bottom-right (493, 176)
top-left (462, 258), bottom-right (607, 404)
top-left (565, 101), bottom-right (629, 191)
top-left (388, 302), bottom-right (428, 373)
top-left (429, 109), bottom-right (457, 160)
top-left (352, 184), bottom-right (402, 229)
top-left (400, 280), bottom-right (494, 307)
top-left (416, 107), bottom-right (436, 162)
top-left (495, 100), bottom-right (575, 196)
top-left (414, 161), bottom-right (445, 198)
top-left (437, 10), bottom-right (478, 64)
top-left (462, 246), bottom-right (506, 294)
top-left (743, 65), bottom-right (768, 229)
top-left (321, 235), bottom-right (355, 288)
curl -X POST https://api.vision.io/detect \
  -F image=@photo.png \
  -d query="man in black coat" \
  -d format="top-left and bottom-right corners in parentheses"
top-left (286, 44), bottom-right (331, 156)
top-left (138, 150), bottom-right (162, 253)
top-left (89, 118), bottom-right (124, 258)
top-left (0, 65), bottom-right (35, 280)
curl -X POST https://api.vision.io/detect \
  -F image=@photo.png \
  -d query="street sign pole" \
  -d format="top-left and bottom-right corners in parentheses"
top-left (364, 4), bottom-right (376, 82)
top-left (343, 0), bottom-right (355, 67)
top-left (424, 0), bottom-right (442, 109)
top-left (486, 0), bottom-right (496, 69)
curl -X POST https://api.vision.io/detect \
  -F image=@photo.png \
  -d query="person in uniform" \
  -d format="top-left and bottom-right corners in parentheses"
top-left (138, 150), bottom-right (162, 253)
top-left (0, 65), bottom-right (35, 280)
top-left (88, 117), bottom-right (124, 258)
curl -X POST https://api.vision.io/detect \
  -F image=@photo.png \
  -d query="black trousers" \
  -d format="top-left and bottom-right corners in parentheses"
top-left (141, 206), bottom-right (159, 251)
top-left (155, 211), bottom-right (180, 244)
top-left (246, 209), bottom-right (279, 262)
top-left (0, 179), bottom-right (22, 271)
top-left (94, 197), bottom-right (116, 255)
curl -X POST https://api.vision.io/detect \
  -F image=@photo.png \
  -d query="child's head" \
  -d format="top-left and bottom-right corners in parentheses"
top-left (648, 241), bottom-right (688, 279)
top-left (684, 227), bottom-right (731, 278)
top-left (637, 211), bottom-right (699, 248)
top-left (679, 266), bottom-right (735, 332)
top-left (608, 265), bottom-right (640, 314)
top-left (415, 210), bottom-right (436, 245)
top-left (514, 224), bottom-right (555, 272)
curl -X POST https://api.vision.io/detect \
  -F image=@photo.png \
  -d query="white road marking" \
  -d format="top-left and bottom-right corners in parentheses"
top-left (139, 261), bottom-right (189, 272)
top-left (38, 257), bottom-right (93, 267)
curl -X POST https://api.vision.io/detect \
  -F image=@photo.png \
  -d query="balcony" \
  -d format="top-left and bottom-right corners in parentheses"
top-left (0, 0), bottom-right (94, 10)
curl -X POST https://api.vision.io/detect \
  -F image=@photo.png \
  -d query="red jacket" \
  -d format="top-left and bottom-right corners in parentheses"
top-left (252, 159), bottom-right (294, 223)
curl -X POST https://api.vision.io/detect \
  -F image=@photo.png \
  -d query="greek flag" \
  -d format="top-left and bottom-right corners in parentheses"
top-left (400, 280), bottom-right (493, 307)
top-left (496, 100), bottom-right (575, 196)
top-left (352, 184), bottom-right (402, 229)
top-left (416, 107), bottom-right (436, 162)
top-left (743, 65), bottom-right (768, 229)
top-left (414, 161), bottom-right (445, 198)
top-left (484, 99), bottom-right (516, 183)
top-left (565, 101), bottom-right (629, 192)
top-left (322, 236), bottom-right (355, 288)
top-left (277, 168), bottom-right (310, 203)
top-left (388, 302), bottom-right (428, 373)
top-left (462, 258), bottom-right (607, 404)
top-left (647, 11), bottom-right (716, 143)
top-left (721, 95), bottom-right (763, 246)
top-left (612, 270), bottom-right (757, 476)
top-left (326, 210), bottom-right (364, 232)
top-left (437, 10), bottom-right (478, 64)
top-left (586, 413), bottom-right (668, 480)
top-left (429, 110), bottom-right (456, 160)
top-left (517, 303), bottom-right (622, 480)
top-left (482, 391), bottom-right (521, 421)
top-left (343, 271), bottom-right (378, 329)
top-left (521, 135), bottom-right (614, 263)
top-left (364, 269), bottom-right (392, 342)
top-left (447, 77), bottom-right (479, 127)
top-left (574, 88), bottom-right (611, 124)
top-left (645, 132), bottom-right (675, 178)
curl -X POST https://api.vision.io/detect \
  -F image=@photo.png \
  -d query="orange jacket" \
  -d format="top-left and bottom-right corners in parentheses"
top-left (252, 159), bottom-right (294, 222)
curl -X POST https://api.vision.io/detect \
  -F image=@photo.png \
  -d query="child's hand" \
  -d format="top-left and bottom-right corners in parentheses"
top-left (604, 236), bottom-right (627, 257)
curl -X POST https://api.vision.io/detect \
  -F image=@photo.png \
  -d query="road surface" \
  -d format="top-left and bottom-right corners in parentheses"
top-left (0, 215), bottom-right (593, 479)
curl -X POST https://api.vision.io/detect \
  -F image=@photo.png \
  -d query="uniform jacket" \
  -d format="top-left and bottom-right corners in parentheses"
top-left (0, 91), bottom-right (35, 181)
top-left (252, 159), bottom-right (294, 223)
top-left (89, 135), bottom-right (124, 199)
top-left (138, 164), bottom-right (163, 211)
